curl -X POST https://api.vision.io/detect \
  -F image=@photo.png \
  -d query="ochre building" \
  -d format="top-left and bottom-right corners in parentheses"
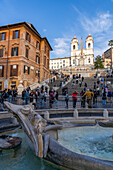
top-left (0, 22), bottom-right (52, 90)
top-left (103, 48), bottom-right (113, 69)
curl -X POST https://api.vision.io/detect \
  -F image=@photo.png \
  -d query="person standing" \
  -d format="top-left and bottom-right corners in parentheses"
top-left (40, 90), bottom-right (44, 108)
top-left (80, 90), bottom-right (86, 108)
top-left (93, 89), bottom-right (97, 104)
top-left (25, 90), bottom-right (30, 105)
top-left (49, 90), bottom-right (54, 108)
top-left (82, 76), bottom-right (84, 82)
top-left (8, 89), bottom-right (12, 103)
top-left (65, 91), bottom-right (69, 108)
top-left (82, 89), bottom-right (94, 108)
top-left (30, 91), bottom-right (33, 103)
top-left (102, 89), bottom-right (107, 105)
top-left (55, 91), bottom-right (59, 108)
top-left (79, 80), bottom-right (82, 87)
top-left (72, 91), bottom-right (78, 108)
top-left (0, 91), bottom-right (5, 111)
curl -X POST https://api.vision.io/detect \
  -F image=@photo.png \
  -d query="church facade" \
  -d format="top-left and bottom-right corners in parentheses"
top-left (71, 34), bottom-right (94, 69)
top-left (50, 34), bottom-right (94, 70)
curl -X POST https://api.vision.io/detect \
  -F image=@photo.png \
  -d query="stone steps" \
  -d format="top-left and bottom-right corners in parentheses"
top-left (57, 77), bottom-right (98, 95)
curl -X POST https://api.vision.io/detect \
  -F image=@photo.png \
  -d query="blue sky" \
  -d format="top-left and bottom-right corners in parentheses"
top-left (0, 0), bottom-right (113, 59)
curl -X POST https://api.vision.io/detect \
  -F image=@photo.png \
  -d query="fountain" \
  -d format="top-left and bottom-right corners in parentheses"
top-left (3, 102), bottom-right (113, 170)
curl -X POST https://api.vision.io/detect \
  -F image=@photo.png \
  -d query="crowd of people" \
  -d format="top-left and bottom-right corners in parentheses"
top-left (0, 87), bottom-right (18, 111)
top-left (21, 87), bottom-right (59, 109)
top-left (65, 76), bottom-right (113, 108)
top-left (1, 73), bottom-right (113, 110)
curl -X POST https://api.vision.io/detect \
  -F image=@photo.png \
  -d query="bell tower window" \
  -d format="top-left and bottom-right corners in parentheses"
top-left (88, 43), bottom-right (91, 48)
top-left (88, 58), bottom-right (90, 63)
top-left (73, 45), bottom-right (75, 50)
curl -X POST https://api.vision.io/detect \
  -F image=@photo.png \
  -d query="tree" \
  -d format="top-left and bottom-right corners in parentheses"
top-left (94, 55), bottom-right (104, 69)
top-left (108, 40), bottom-right (113, 46)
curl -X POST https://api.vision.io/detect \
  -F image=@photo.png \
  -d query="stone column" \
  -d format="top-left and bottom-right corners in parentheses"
top-left (74, 109), bottom-right (78, 119)
top-left (103, 109), bottom-right (108, 119)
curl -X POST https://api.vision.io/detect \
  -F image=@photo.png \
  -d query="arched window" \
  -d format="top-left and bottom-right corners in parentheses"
top-left (88, 43), bottom-right (91, 48)
top-left (88, 58), bottom-right (90, 63)
top-left (73, 45), bottom-right (75, 50)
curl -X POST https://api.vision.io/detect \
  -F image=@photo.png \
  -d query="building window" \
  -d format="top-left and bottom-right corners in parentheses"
top-left (47, 59), bottom-right (49, 69)
top-left (10, 65), bottom-right (18, 76)
top-left (88, 43), bottom-right (91, 48)
top-left (11, 47), bottom-right (18, 56)
top-left (48, 50), bottom-right (49, 56)
top-left (73, 45), bottom-right (75, 50)
top-left (45, 45), bottom-right (46, 53)
top-left (13, 30), bottom-right (20, 39)
top-left (26, 48), bottom-right (29, 58)
top-left (0, 49), bottom-right (3, 57)
top-left (36, 41), bottom-right (40, 49)
top-left (36, 70), bottom-right (38, 77)
top-left (36, 55), bottom-right (40, 64)
top-left (0, 66), bottom-right (4, 77)
top-left (0, 32), bottom-right (6, 41)
top-left (44, 56), bottom-right (46, 66)
top-left (26, 32), bottom-right (31, 42)
top-left (63, 60), bottom-right (65, 63)
top-left (0, 82), bottom-right (2, 90)
top-left (63, 64), bottom-right (65, 66)
top-left (88, 58), bottom-right (90, 63)
top-left (24, 65), bottom-right (30, 74)
top-left (73, 59), bottom-right (75, 64)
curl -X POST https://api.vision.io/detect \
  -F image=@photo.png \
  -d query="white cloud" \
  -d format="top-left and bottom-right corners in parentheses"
top-left (81, 12), bottom-right (112, 34)
top-left (51, 6), bottom-right (113, 59)
top-left (51, 38), bottom-right (70, 58)
top-left (73, 5), bottom-right (113, 57)
top-left (43, 29), bottom-right (47, 32)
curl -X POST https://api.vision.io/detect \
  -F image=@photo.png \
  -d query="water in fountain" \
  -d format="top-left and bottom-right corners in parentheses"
top-left (0, 130), bottom-right (63, 170)
top-left (58, 126), bottom-right (113, 161)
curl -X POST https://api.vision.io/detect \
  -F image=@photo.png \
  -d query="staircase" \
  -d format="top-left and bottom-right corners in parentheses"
top-left (57, 77), bottom-right (98, 95)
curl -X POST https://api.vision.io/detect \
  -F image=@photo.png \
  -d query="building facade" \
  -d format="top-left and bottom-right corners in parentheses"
top-left (50, 57), bottom-right (71, 70)
top-left (0, 22), bottom-right (52, 90)
top-left (50, 34), bottom-right (94, 71)
top-left (103, 48), bottom-right (113, 69)
top-left (71, 34), bottom-right (94, 68)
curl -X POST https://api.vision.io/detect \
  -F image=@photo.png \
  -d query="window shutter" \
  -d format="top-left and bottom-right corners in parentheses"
top-left (13, 31), bottom-right (15, 39)
top-left (38, 57), bottom-right (40, 64)
top-left (26, 32), bottom-right (27, 40)
top-left (39, 43), bottom-right (40, 50)
top-left (29, 34), bottom-right (31, 42)
top-left (24, 65), bottom-right (25, 73)
top-left (1, 49), bottom-right (3, 57)
top-left (0, 49), bottom-right (3, 57)
top-left (18, 30), bottom-right (20, 38)
top-left (16, 65), bottom-right (18, 76)
top-left (28, 67), bottom-right (30, 74)
top-left (0, 49), bottom-right (1, 57)
top-left (4, 32), bottom-right (6, 40)
top-left (10, 65), bottom-right (12, 76)
top-left (2, 66), bottom-right (4, 77)
top-left (11, 48), bottom-right (14, 56)
top-left (16, 47), bottom-right (18, 56)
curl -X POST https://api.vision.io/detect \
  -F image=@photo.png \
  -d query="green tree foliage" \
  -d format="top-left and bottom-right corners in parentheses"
top-left (94, 55), bottom-right (104, 69)
top-left (108, 40), bottom-right (113, 46)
